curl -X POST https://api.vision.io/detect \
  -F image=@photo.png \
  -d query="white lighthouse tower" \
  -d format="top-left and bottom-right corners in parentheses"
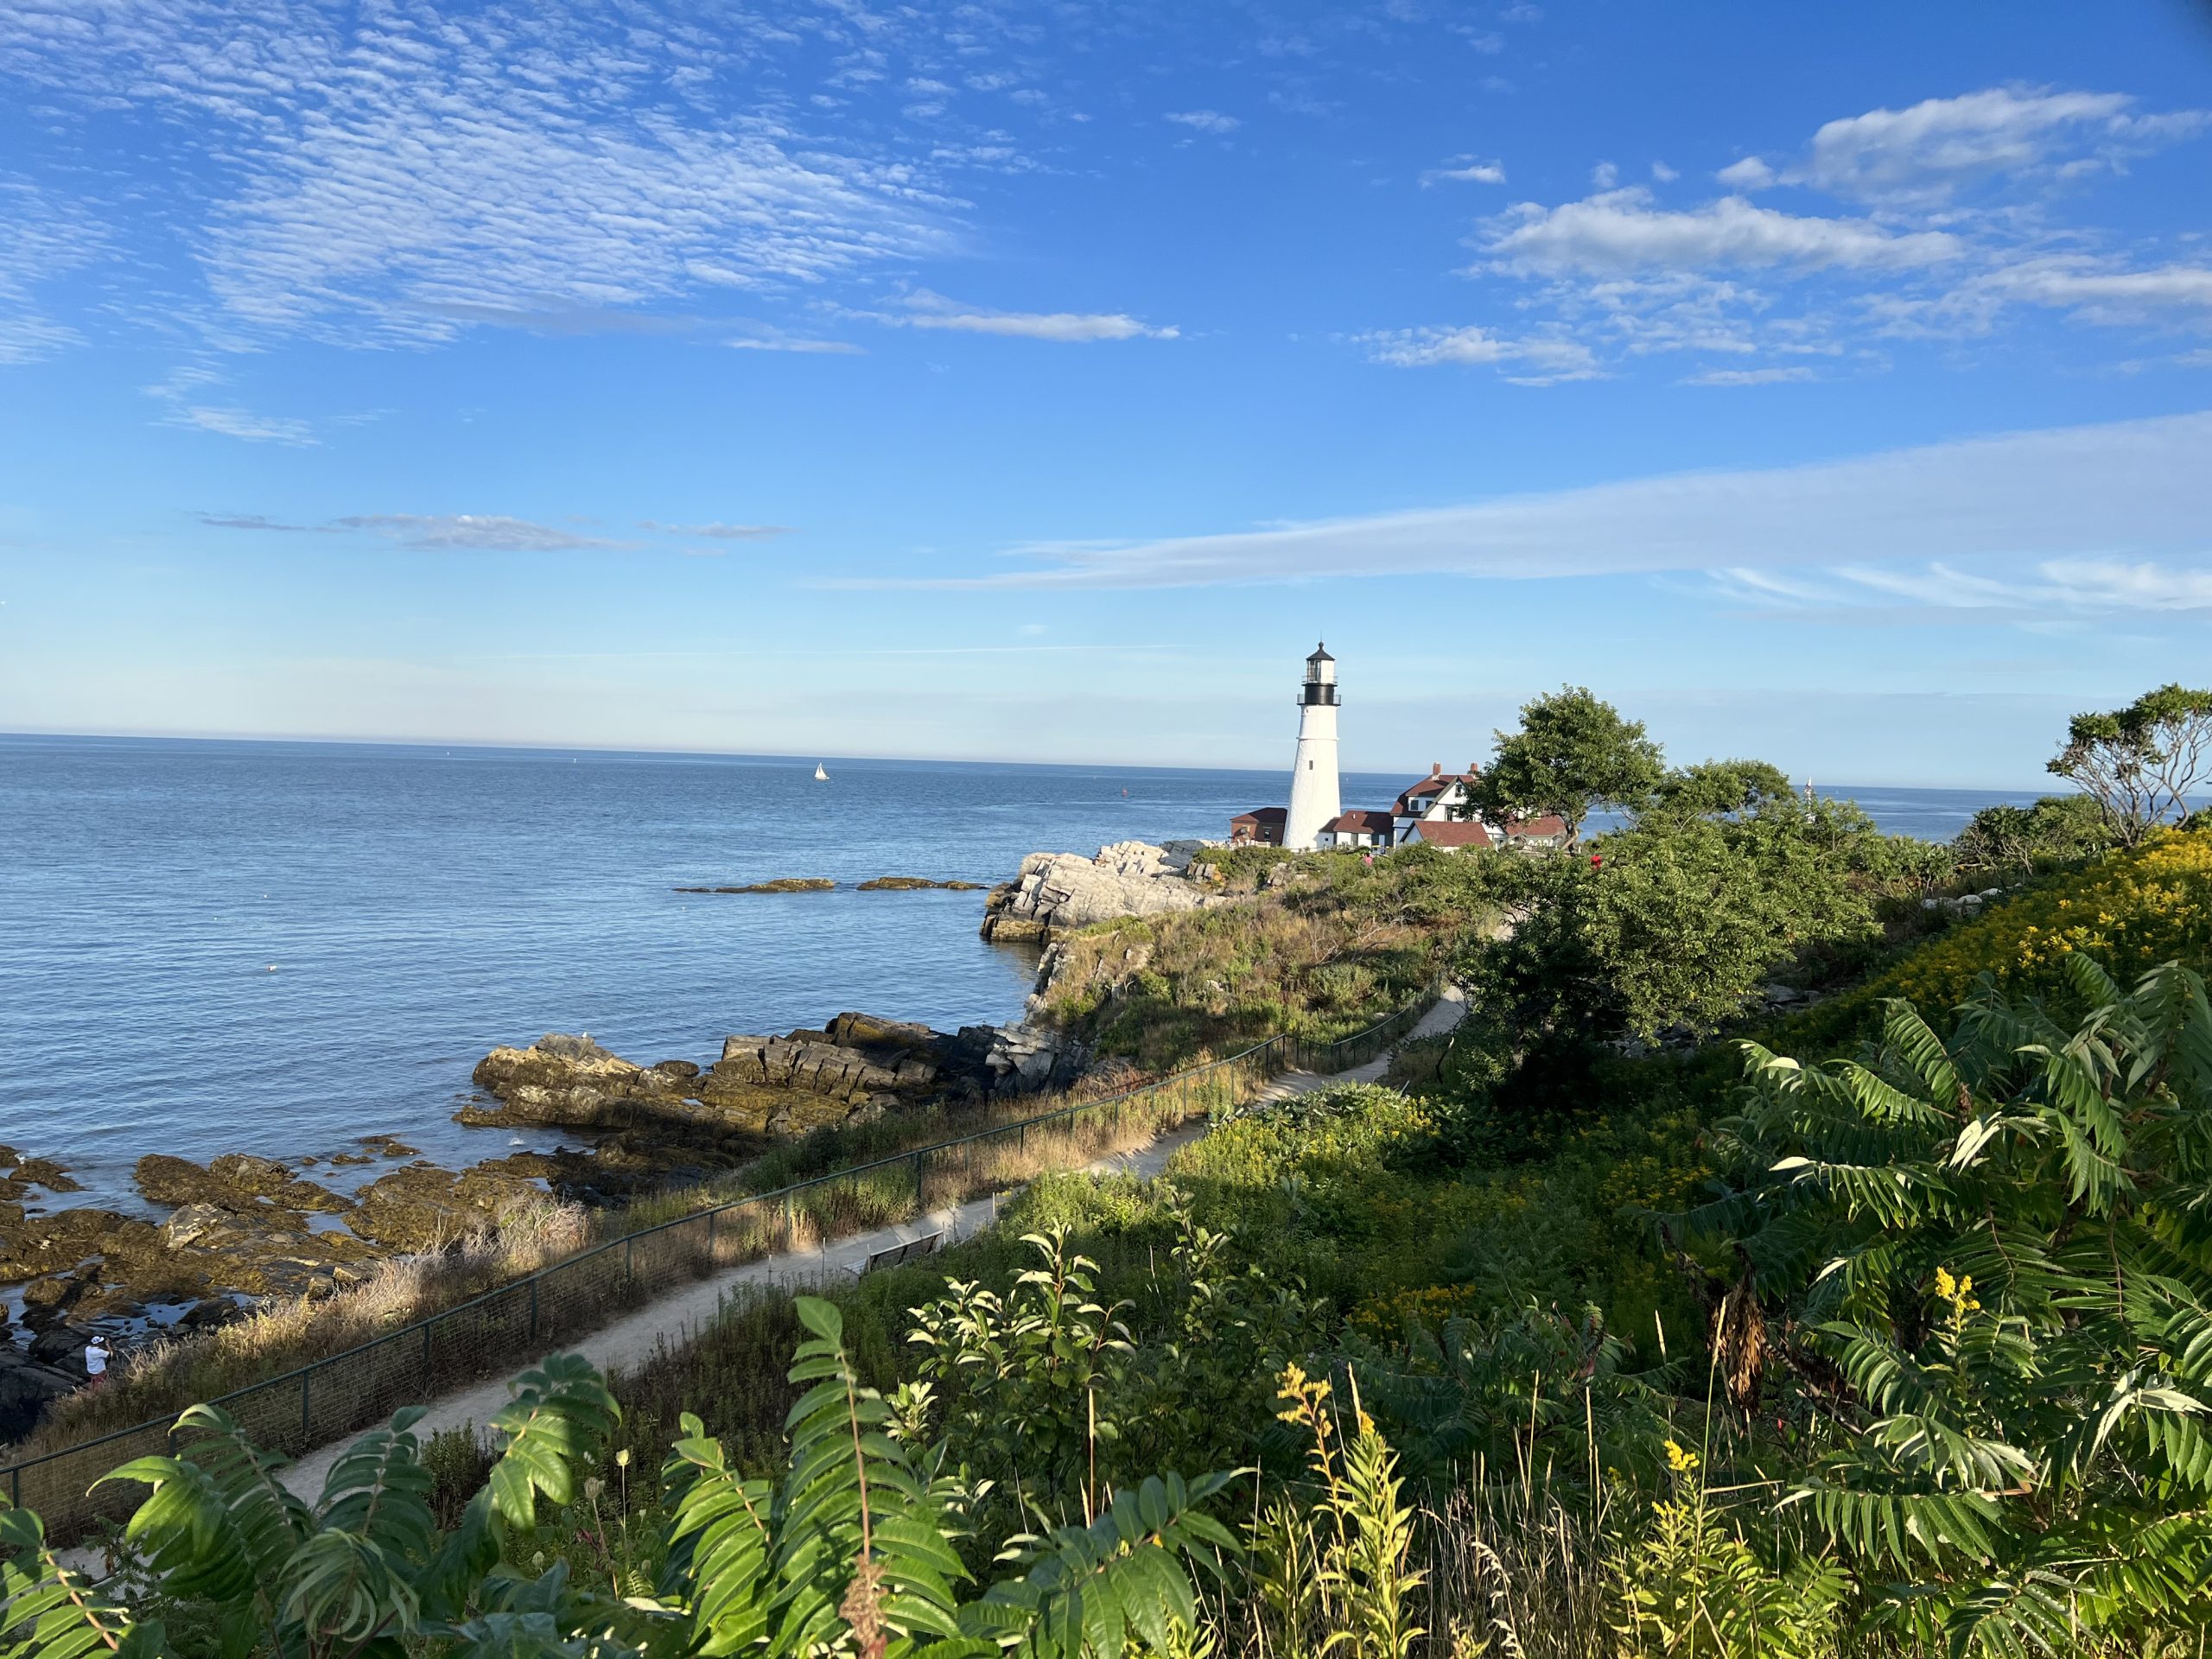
top-left (1283, 643), bottom-right (1342, 851)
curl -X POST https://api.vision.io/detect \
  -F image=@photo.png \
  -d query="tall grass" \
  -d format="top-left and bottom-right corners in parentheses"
top-left (4, 996), bottom-right (1432, 1541)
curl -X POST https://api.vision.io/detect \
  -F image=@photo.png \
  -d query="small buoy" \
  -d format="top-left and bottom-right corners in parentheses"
top-left (265, 965), bottom-right (276, 972)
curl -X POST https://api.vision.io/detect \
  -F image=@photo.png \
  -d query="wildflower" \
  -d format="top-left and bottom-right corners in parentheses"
top-left (1663, 1440), bottom-right (1700, 1474)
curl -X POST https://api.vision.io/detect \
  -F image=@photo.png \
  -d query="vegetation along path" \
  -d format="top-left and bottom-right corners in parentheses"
top-left (274, 985), bottom-right (1467, 1503)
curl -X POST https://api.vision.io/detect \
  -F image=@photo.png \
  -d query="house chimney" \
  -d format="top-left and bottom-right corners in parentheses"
top-left (1431, 762), bottom-right (1441, 776)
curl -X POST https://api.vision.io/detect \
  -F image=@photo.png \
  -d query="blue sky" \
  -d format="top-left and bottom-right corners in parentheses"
top-left (2, 2), bottom-right (2209, 786)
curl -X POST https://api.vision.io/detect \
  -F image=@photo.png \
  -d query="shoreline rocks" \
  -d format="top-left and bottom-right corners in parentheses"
top-left (675, 878), bottom-right (836, 893)
top-left (981, 840), bottom-right (1217, 945)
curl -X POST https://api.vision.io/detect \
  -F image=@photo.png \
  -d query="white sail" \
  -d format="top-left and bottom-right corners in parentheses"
top-left (814, 763), bottom-right (829, 780)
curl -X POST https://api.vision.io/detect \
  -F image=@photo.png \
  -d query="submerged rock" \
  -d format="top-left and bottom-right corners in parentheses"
top-left (674, 877), bottom-right (837, 894)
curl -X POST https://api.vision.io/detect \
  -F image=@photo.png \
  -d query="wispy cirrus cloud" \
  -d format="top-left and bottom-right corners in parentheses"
top-left (1710, 556), bottom-right (2212, 616)
top-left (1165, 110), bottom-right (1240, 134)
top-left (1423, 156), bottom-right (1507, 186)
top-left (1356, 324), bottom-right (1600, 384)
top-left (887, 290), bottom-right (1177, 341)
top-left (0, 2), bottom-right (964, 353)
top-left (331, 515), bottom-right (638, 552)
top-left (833, 410), bottom-right (2212, 591)
top-left (202, 512), bottom-right (790, 550)
top-left (0, 180), bottom-right (104, 364)
top-left (637, 521), bottom-right (796, 540)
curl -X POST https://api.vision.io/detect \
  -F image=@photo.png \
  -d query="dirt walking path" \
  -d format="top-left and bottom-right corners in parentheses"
top-left (258, 986), bottom-right (1464, 1502)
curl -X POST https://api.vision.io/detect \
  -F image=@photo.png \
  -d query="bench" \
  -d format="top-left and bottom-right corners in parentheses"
top-left (849, 1230), bottom-right (945, 1276)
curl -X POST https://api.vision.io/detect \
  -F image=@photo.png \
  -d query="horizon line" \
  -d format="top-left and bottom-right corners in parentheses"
top-left (0, 726), bottom-right (2063, 797)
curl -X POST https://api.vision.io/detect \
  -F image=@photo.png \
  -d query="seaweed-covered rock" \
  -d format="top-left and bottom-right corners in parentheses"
top-left (466, 1033), bottom-right (694, 1130)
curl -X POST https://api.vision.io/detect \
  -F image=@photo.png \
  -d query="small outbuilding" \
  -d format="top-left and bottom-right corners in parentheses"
top-left (1317, 809), bottom-right (1396, 850)
top-left (1229, 806), bottom-right (1287, 847)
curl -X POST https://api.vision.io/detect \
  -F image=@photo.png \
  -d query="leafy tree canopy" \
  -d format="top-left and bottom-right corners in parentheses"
top-left (1471, 685), bottom-right (1665, 842)
top-left (2048, 681), bottom-right (2212, 847)
top-left (1954, 791), bottom-right (2115, 877)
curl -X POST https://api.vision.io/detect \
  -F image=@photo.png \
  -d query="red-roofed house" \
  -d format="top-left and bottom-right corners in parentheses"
top-left (1229, 806), bottom-right (1287, 847)
top-left (1397, 818), bottom-right (1494, 852)
top-left (1317, 809), bottom-right (1395, 850)
top-left (1392, 763), bottom-right (1481, 845)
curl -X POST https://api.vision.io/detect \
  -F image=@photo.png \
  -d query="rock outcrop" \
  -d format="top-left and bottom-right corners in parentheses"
top-left (674, 878), bottom-right (836, 894)
top-left (856, 875), bottom-right (986, 891)
top-left (467, 1013), bottom-right (1088, 1142)
top-left (980, 841), bottom-right (1216, 944)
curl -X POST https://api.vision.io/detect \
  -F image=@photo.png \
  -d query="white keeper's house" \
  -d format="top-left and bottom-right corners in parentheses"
top-left (1316, 809), bottom-right (1395, 850)
top-left (1391, 762), bottom-right (1482, 844)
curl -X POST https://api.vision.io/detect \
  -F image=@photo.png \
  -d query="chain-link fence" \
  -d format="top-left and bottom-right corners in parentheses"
top-left (3, 987), bottom-right (1437, 1541)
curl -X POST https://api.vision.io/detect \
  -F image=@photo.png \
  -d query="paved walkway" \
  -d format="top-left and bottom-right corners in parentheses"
top-left (274, 986), bottom-right (1464, 1503)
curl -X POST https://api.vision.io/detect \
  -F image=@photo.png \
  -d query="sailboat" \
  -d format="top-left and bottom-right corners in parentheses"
top-left (814, 762), bottom-right (830, 781)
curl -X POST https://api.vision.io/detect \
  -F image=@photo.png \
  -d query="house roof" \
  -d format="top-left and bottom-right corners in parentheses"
top-left (1306, 641), bottom-right (1333, 664)
top-left (1322, 809), bottom-right (1395, 836)
top-left (1406, 819), bottom-right (1493, 849)
top-left (1503, 815), bottom-right (1568, 838)
top-left (1395, 770), bottom-right (1478, 812)
top-left (1231, 806), bottom-right (1287, 825)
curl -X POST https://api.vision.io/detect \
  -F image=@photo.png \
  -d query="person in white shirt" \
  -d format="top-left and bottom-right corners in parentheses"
top-left (83, 1336), bottom-right (111, 1389)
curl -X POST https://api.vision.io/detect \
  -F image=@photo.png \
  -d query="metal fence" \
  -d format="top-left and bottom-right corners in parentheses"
top-left (3, 988), bottom-right (1437, 1540)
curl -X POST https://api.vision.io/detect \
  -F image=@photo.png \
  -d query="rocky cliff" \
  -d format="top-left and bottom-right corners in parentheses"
top-left (980, 839), bottom-right (1217, 944)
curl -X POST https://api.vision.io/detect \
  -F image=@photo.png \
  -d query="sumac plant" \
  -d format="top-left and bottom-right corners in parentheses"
top-left (0, 1299), bottom-right (1236, 1659)
top-left (1691, 957), bottom-right (2212, 1655)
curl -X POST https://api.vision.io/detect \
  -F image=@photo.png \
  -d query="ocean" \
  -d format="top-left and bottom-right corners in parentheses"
top-left (0, 735), bottom-right (2045, 1208)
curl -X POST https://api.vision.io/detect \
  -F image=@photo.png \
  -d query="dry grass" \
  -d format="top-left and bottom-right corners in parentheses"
top-left (5, 1012), bottom-right (1405, 1544)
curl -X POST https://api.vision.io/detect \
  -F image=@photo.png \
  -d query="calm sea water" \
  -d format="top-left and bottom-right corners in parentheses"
top-left (0, 736), bottom-right (2043, 1207)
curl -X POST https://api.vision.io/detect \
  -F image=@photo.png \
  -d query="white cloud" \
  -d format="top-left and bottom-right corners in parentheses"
top-left (1425, 157), bottom-right (1507, 186)
top-left (0, 3), bottom-right (963, 349)
top-left (1715, 156), bottom-right (1774, 190)
top-left (1798, 86), bottom-right (2205, 201)
top-left (1974, 257), bottom-right (2212, 321)
top-left (333, 515), bottom-right (636, 552)
top-left (171, 404), bottom-right (318, 445)
top-left (1649, 161), bottom-right (1679, 182)
top-left (638, 521), bottom-right (796, 540)
top-left (842, 410), bottom-right (2212, 590)
top-left (1484, 188), bottom-right (1963, 275)
top-left (1590, 161), bottom-right (1618, 188)
top-left (1165, 110), bottom-right (1241, 133)
top-left (1711, 556), bottom-right (2212, 614)
top-left (1357, 324), bottom-right (1601, 383)
top-left (0, 180), bottom-right (104, 363)
top-left (1682, 365), bottom-right (1814, 386)
top-left (893, 291), bottom-right (1176, 341)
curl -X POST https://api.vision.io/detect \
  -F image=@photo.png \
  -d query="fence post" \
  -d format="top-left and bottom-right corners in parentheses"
top-left (913, 1149), bottom-right (926, 1208)
top-left (707, 1207), bottom-right (716, 1259)
top-left (626, 1235), bottom-right (635, 1279)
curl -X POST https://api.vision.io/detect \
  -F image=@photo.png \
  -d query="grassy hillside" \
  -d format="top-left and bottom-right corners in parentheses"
top-left (1031, 845), bottom-right (1497, 1070)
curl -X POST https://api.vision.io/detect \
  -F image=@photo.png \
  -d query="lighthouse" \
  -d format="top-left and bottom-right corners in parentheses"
top-left (1283, 643), bottom-right (1342, 851)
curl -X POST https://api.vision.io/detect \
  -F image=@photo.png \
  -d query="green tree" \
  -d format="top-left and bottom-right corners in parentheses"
top-left (1953, 793), bottom-right (2115, 877)
top-left (2048, 683), bottom-right (2212, 848)
top-left (1465, 783), bottom-right (1881, 1039)
top-left (1472, 686), bottom-right (1665, 843)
